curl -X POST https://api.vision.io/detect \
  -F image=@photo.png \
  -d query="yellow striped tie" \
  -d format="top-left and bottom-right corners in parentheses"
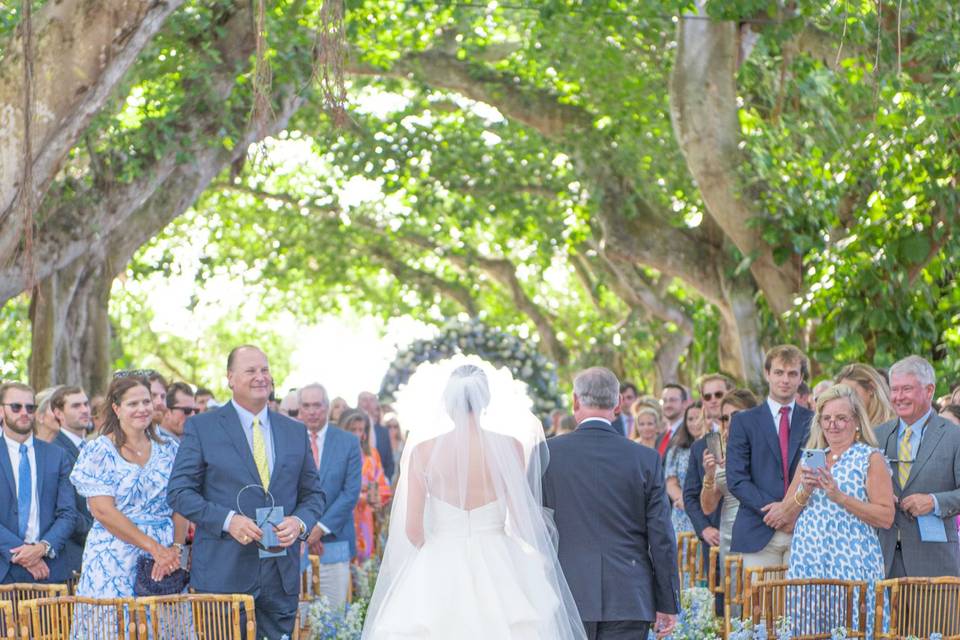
top-left (252, 416), bottom-right (271, 488)
top-left (898, 424), bottom-right (912, 488)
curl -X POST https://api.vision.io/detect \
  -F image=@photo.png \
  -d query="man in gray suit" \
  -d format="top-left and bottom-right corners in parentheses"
top-left (542, 367), bottom-right (679, 639)
top-left (875, 355), bottom-right (960, 578)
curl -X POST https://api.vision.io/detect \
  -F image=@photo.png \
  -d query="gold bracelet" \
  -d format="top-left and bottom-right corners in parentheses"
top-left (793, 491), bottom-right (809, 508)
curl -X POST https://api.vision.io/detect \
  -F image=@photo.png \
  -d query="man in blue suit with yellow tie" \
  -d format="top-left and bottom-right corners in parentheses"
top-left (0, 382), bottom-right (78, 585)
top-left (168, 346), bottom-right (325, 639)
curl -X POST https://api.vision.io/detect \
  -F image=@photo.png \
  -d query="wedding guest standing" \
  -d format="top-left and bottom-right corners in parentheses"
top-left (339, 410), bottom-right (391, 563)
top-left (875, 355), bottom-right (960, 578)
top-left (664, 406), bottom-right (704, 537)
top-left (700, 389), bottom-right (759, 565)
top-left (358, 392), bottom-right (395, 481)
top-left (630, 402), bottom-right (661, 450)
top-left (69, 375), bottom-right (185, 634)
top-left (727, 345), bottom-right (813, 569)
top-left (835, 363), bottom-right (896, 427)
top-left (0, 383), bottom-right (77, 584)
top-left (167, 346), bottom-right (324, 639)
top-left (300, 383), bottom-right (362, 607)
top-left (783, 384), bottom-right (894, 637)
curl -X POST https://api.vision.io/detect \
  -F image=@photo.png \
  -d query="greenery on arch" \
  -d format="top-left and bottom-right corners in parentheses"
top-left (379, 319), bottom-right (564, 421)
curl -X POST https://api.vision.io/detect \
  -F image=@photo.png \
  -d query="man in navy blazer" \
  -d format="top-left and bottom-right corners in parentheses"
top-left (300, 383), bottom-right (361, 607)
top-left (49, 385), bottom-right (94, 581)
top-left (543, 367), bottom-right (679, 640)
top-left (358, 392), bottom-right (394, 480)
top-left (0, 382), bottom-right (78, 584)
top-left (726, 345), bottom-right (813, 569)
top-left (167, 346), bottom-right (325, 639)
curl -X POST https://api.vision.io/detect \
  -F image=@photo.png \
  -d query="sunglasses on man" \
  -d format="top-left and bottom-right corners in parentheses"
top-left (702, 391), bottom-right (725, 402)
top-left (2, 403), bottom-right (37, 414)
top-left (172, 406), bottom-right (199, 416)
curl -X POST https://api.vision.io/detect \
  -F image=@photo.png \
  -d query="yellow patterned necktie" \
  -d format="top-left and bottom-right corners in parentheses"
top-left (252, 416), bottom-right (271, 489)
top-left (898, 424), bottom-right (912, 488)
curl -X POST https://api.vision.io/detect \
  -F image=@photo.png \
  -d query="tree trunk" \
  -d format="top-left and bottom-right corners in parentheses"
top-left (0, 0), bottom-right (184, 256)
top-left (28, 254), bottom-right (113, 395)
top-left (653, 329), bottom-right (694, 392)
top-left (717, 272), bottom-right (765, 391)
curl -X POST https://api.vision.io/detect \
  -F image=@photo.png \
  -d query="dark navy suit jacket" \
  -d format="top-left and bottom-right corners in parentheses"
top-left (167, 402), bottom-right (325, 595)
top-left (683, 437), bottom-right (721, 539)
top-left (0, 438), bottom-right (78, 583)
top-left (542, 419), bottom-right (680, 622)
top-left (373, 424), bottom-right (395, 480)
top-left (726, 402), bottom-right (813, 553)
top-left (315, 426), bottom-right (362, 558)
top-left (51, 431), bottom-right (93, 576)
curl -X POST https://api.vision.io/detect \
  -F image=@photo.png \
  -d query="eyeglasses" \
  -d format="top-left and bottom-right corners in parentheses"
top-left (172, 407), bottom-right (199, 416)
top-left (2, 403), bottom-right (37, 414)
top-left (287, 409), bottom-right (299, 418)
top-left (720, 415), bottom-right (731, 423)
top-left (113, 369), bottom-right (158, 379)
top-left (702, 391), bottom-right (725, 402)
top-left (819, 415), bottom-right (854, 428)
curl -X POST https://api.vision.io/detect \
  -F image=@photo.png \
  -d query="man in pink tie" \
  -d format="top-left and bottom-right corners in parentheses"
top-left (726, 345), bottom-right (814, 570)
top-left (299, 384), bottom-right (362, 607)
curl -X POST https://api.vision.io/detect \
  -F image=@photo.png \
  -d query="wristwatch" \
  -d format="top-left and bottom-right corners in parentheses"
top-left (40, 540), bottom-right (55, 559)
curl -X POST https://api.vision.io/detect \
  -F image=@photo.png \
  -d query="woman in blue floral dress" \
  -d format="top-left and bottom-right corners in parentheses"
top-left (782, 384), bottom-right (895, 638)
top-left (664, 407), bottom-right (704, 537)
top-left (70, 375), bottom-right (187, 638)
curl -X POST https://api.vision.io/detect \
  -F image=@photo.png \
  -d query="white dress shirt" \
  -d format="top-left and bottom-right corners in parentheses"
top-left (766, 397), bottom-right (797, 436)
top-left (4, 434), bottom-right (40, 543)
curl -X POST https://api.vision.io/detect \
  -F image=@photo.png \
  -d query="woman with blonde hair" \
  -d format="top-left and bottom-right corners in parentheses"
top-left (779, 384), bottom-right (894, 637)
top-left (835, 363), bottom-right (896, 426)
top-left (630, 400), bottom-right (661, 449)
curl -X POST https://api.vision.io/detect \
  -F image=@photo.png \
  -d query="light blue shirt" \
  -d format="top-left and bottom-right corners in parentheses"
top-left (222, 400), bottom-right (276, 532)
top-left (897, 408), bottom-right (940, 515)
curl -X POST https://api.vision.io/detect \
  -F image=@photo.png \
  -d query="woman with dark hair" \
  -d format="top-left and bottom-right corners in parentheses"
top-left (942, 404), bottom-right (960, 426)
top-left (664, 403), bottom-right (705, 537)
top-left (70, 375), bottom-right (186, 624)
top-left (339, 409), bottom-right (392, 563)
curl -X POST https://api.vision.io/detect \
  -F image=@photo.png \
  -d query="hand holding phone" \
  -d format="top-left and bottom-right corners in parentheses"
top-left (705, 431), bottom-right (724, 462)
top-left (802, 448), bottom-right (827, 471)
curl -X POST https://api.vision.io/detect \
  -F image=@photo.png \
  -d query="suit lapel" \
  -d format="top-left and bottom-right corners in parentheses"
top-left (317, 428), bottom-right (336, 487)
top-left (757, 405), bottom-right (783, 464)
top-left (0, 445), bottom-right (15, 501)
top-left (267, 411), bottom-right (288, 493)
top-left (219, 404), bottom-right (261, 487)
top-left (55, 432), bottom-right (79, 461)
top-left (903, 418), bottom-right (945, 492)
top-left (34, 442), bottom-right (45, 501)
top-left (876, 422), bottom-right (903, 493)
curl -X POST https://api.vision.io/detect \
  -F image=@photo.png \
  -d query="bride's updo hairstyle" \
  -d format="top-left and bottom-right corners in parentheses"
top-left (443, 364), bottom-right (491, 419)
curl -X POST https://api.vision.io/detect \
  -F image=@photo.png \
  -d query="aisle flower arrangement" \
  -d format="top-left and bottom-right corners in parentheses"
top-left (305, 559), bottom-right (380, 640)
top-left (379, 318), bottom-right (564, 421)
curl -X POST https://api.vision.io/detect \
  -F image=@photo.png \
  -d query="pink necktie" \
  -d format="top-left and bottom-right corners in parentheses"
top-left (779, 406), bottom-right (791, 495)
top-left (310, 432), bottom-right (320, 469)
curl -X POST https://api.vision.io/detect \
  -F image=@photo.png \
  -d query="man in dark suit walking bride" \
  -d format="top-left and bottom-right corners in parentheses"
top-left (543, 367), bottom-right (680, 639)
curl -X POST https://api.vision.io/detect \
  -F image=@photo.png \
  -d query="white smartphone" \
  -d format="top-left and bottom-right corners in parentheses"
top-left (802, 448), bottom-right (827, 471)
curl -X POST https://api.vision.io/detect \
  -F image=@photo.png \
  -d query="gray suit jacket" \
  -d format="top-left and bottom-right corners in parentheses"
top-left (875, 413), bottom-right (960, 577)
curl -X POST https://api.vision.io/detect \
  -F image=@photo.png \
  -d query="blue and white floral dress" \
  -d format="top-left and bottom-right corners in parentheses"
top-left (786, 441), bottom-right (886, 637)
top-left (664, 445), bottom-right (694, 537)
top-left (69, 434), bottom-right (179, 637)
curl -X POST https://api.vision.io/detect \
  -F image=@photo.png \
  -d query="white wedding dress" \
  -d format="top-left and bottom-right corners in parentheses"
top-left (362, 357), bottom-right (585, 640)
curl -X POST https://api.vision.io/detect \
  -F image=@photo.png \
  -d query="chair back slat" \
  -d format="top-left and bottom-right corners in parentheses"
top-left (874, 577), bottom-right (960, 639)
top-left (136, 593), bottom-right (256, 640)
top-left (723, 554), bottom-right (744, 637)
top-left (0, 583), bottom-right (68, 640)
top-left (743, 564), bottom-right (788, 604)
top-left (747, 578), bottom-right (867, 639)
top-left (18, 595), bottom-right (134, 640)
top-left (0, 601), bottom-right (14, 640)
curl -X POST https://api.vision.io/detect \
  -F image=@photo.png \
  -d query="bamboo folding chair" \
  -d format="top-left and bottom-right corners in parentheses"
top-left (675, 531), bottom-right (699, 589)
top-left (743, 564), bottom-right (788, 604)
top-left (294, 555), bottom-right (322, 640)
top-left (135, 593), bottom-right (256, 640)
top-left (746, 578), bottom-right (868, 639)
top-left (722, 553), bottom-right (744, 637)
top-left (0, 601), bottom-right (14, 640)
top-left (874, 577), bottom-right (960, 639)
top-left (0, 583), bottom-right (68, 640)
top-left (17, 595), bottom-right (135, 640)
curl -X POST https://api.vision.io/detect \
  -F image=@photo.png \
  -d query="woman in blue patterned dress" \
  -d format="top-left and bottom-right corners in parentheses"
top-left (664, 405), bottom-right (705, 537)
top-left (70, 375), bottom-right (187, 637)
top-left (782, 384), bottom-right (895, 637)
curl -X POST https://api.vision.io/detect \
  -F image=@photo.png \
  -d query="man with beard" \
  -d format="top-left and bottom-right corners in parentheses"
top-left (300, 383), bottom-right (361, 606)
top-left (357, 391), bottom-right (395, 481)
top-left (147, 371), bottom-right (169, 429)
top-left (0, 382), bottom-right (78, 584)
top-left (49, 386), bottom-right (93, 582)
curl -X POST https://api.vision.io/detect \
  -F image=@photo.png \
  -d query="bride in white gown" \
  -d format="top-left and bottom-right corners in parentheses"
top-left (362, 357), bottom-right (586, 639)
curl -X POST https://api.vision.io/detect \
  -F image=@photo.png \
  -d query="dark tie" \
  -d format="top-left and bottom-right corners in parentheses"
top-left (17, 444), bottom-right (31, 539)
top-left (778, 406), bottom-right (791, 495)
